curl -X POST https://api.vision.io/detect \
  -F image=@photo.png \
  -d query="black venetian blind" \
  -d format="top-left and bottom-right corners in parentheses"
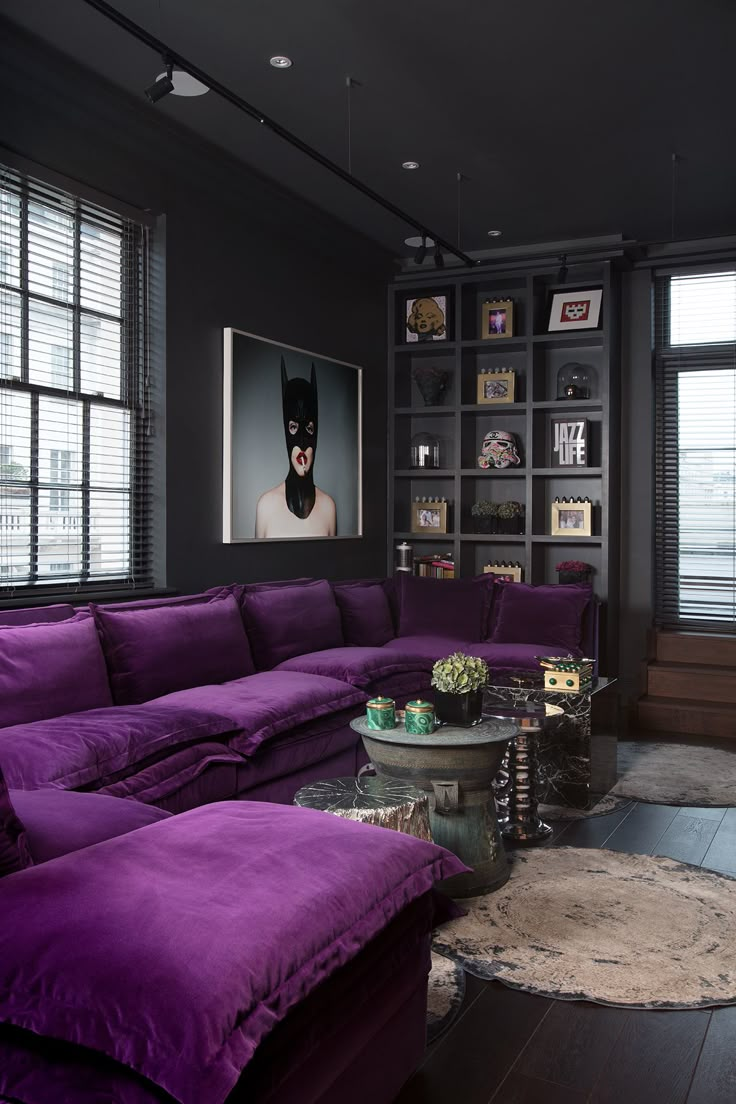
top-left (0, 161), bottom-right (152, 598)
top-left (655, 268), bottom-right (736, 630)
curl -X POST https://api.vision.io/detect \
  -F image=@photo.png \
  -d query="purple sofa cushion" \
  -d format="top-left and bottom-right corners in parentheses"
top-left (0, 801), bottom-right (466, 1104)
top-left (0, 603), bottom-right (75, 627)
top-left (242, 580), bottom-right (343, 670)
top-left (93, 593), bottom-right (254, 705)
top-left (491, 582), bottom-right (591, 653)
top-left (383, 634), bottom-right (469, 662)
top-left (397, 574), bottom-right (492, 642)
top-left (10, 788), bottom-right (172, 863)
top-left (0, 764), bottom-right (32, 878)
top-left (465, 641), bottom-right (582, 670)
top-left (152, 671), bottom-right (366, 758)
top-left (0, 704), bottom-right (236, 792)
top-left (95, 585), bottom-right (245, 612)
top-left (0, 614), bottom-right (112, 729)
top-left (275, 646), bottom-right (432, 688)
top-left (332, 583), bottom-right (395, 647)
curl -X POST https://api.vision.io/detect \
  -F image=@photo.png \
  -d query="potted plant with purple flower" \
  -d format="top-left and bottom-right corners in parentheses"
top-left (556, 559), bottom-right (592, 584)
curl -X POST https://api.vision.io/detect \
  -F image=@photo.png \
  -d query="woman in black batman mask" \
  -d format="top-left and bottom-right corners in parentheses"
top-left (255, 359), bottom-right (337, 538)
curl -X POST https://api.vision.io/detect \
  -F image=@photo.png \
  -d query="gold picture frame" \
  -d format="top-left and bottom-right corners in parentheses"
top-left (551, 500), bottom-right (592, 536)
top-left (411, 501), bottom-right (448, 534)
top-left (480, 298), bottom-right (514, 340)
top-left (477, 370), bottom-right (515, 405)
top-left (483, 563), bottom-right (522, 582)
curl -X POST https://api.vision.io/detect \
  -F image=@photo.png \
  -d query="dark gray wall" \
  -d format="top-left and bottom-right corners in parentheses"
top-left (0, 21), bottom-right (394, 593)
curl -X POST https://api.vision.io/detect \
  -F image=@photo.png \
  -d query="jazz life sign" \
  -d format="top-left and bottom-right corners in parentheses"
top-left (551, 417), bottom-right (589, 467)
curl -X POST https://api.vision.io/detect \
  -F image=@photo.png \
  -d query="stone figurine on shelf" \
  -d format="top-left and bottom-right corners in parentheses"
top-left (477, 429), bottom-right (521, 469)
top-left (411, 364), bottom-right (450, 406)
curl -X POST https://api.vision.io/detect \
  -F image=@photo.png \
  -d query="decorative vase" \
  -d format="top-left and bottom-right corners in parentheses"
top-left (473, 517), bottom-right (493, 533)
top-left (558, 571), bottom-right (591, 585)
top-left (434, 689), bottom-right (484, 727)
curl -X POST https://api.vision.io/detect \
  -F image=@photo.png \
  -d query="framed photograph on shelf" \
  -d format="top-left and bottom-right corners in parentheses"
top-left (480, 298), bottom-right (514, 340)
top-left (411, 501), bottom-right (448, 534)
top-left (551, 500), bottom-right (592, 536)
top-left (477, 369), bottom-right (515, 405)
top-left (548, 287), bottom-right (602, 332)
top-left (551, 417), bottom-right (589, 467)
top-left (483, 563), bottom-right (523, 582)
top-left (405, 294), bottom-right (449, 343)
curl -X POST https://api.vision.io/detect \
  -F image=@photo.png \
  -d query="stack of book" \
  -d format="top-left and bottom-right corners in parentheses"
top-left (414, 554), bottom-right (455, 579)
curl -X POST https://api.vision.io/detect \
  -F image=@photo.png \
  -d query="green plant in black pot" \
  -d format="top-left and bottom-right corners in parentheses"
top-left (470, 500), bottom-right (498, 534)
top-left (432, 652), bottom-right (489, 727)
top-left (497, 500), bottom-right (524, 534)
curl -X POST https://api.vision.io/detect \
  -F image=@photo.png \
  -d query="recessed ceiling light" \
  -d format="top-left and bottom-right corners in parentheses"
top-left (270, 56), bottom-right (293, 68)
top-left (156, 69), bottom-right (209, 97)
top-left (402, 161), bottom-right (420, 170)
top-left (487, 229), bottom-right (503, 237)
top-left (404, 235), bottom-right (435, 248)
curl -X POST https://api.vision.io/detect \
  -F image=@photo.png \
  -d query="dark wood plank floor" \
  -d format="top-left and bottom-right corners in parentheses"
top-left (395, 788), bottom-right (736, 1103)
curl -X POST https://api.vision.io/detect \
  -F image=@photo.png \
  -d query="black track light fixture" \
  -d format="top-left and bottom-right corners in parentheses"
top-left (434, 243), bottom-right (444, 269)
top-left (558, 253), bottom-right (568, 284)
top-left (414, 236), bottom-right (427, 265)
top-left (145, 58), bottom-right (174, 104)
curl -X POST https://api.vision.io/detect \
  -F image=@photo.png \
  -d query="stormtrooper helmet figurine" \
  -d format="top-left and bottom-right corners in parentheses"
top-left (478, 429), bottom-right (521, 469)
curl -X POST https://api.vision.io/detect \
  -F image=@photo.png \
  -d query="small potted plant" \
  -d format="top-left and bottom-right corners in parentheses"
top-left (497, 500), bottom-right (525, 534)
top-left (431, 652), bottom-right (489, 727)
top-left (471, 500), bottom-right (498, 533)
top-left (556, 559), bottom-right (592, 584)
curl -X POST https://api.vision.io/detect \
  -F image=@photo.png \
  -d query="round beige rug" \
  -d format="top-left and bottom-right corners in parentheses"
top-left (612, 742), bottom-right (736, 806)
top-left (426, 952), bottom-right (465, 1041)
top-left (433, 847), bottom-right (736, 1009)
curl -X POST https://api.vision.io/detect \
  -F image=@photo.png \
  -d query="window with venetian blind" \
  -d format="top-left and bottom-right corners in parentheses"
top-left (655, 268), bottom-right (736, 630)
top-left (0, 161), bottom-right (152, 597)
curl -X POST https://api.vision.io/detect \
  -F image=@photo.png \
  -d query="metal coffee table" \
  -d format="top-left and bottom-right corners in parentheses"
top-left (351, 715), bottom-right (517, 898)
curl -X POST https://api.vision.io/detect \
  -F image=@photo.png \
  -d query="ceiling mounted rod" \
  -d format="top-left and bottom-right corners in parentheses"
top-left (79, 0), bottom-right (477, 267)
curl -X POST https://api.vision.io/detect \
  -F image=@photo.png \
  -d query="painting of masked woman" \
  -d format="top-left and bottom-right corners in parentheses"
top-left (223, 329), bottom-right (362, 541)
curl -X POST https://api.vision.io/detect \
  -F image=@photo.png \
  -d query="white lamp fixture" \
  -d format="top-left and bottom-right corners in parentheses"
top-left (270, 56), bottom-right (293, 68)
top-left (402, 161), bottom-right (420, 170)
top-left (487, 229), bottom-right (503, 237)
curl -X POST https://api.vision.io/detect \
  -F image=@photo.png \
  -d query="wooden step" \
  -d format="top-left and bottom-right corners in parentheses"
top-left (637, 695), bottom-right (736, 740)
top-left (647, 662), bottom-right (736, 704)
top-left (655, 631), bottom-right (736, 668)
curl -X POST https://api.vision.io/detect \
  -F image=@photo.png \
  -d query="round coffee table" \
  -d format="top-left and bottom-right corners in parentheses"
top-left (351, 715), bottom-right (517, 897)
top-left (293, 776), bottom-right (432, 841)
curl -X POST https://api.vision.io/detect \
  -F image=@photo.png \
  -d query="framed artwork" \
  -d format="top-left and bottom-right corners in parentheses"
top-left (483, 563), bottom-right (523, 582)
top-left (480, 298), bottom-right (514, 340)
top-left (405, 294), bottom-right (449, 342)
top-left (551, 500), bottom-right (592, 536)
top-left (223, 328), bottom-right (362, 542)
top-left (477, 370), bottom-right (515, 405)
top-left (548, 287), bottom-right (603, 332)
top-left (411, 501), bottom-right (448, 533)
top-left (551, 417), bottom-right (589, 467)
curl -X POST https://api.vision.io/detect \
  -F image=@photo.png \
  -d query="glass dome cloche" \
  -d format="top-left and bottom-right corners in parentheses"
top-left (410, 431), bottom-right (440, 469)
top-left (556, 362), bottom-right (597, 400)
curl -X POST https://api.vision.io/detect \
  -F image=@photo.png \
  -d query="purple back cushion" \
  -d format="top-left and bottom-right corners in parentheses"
top-left (93, 594), bottom-right (255, 705)
top-left (10, 788), bottom-right (171, 864)
top-left (332, 583), bottom-right (395, 647)
top-left (0, 603), bottom-right (75, 627)
top-left (0, 614), bottom-right (113, 728)
top-left (491, 582), bottom-right (591, 651)
top-left (0, 765), bottom-right (32, 878)
top-left (398, 574), bottom-right (492, 642)
top-left (242, 580), bottom-right (344, 670)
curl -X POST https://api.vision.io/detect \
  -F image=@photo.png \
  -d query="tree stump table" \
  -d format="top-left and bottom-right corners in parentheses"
top-left (293, 776), bottom-right (432, 841)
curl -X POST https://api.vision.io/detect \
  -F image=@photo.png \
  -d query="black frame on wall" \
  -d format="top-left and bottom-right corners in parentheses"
top-left (387, 257), bottom-right (622, 673)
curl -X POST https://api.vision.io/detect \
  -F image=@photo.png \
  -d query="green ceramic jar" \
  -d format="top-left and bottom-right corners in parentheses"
top-left (366, 696), bottom-right (396, 730)
top-left (404, 699), bottom-right (435, 735)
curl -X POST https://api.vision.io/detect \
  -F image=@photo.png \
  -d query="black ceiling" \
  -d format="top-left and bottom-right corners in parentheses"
top-left (4, 0), bottom-right (736, 260)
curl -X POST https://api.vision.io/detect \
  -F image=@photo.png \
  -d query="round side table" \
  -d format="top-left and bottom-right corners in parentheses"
top-left (483, 701), bottom-right (564, 844)
top-left (293, 776), bottom-right (432, 841)
top-left (350, 715), bottom-right (517, 898)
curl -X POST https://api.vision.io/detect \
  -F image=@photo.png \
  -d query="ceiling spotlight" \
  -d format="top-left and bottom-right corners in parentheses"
top-left (145, 59), bottom-right (174, 104)
top-left (404, 235), bottom-right (435, 248)
top-left (270, 56), bottom-right (293, 68)
top-left (414, 236), bottom-right (428, 265)
top-left (165, 70), bottom-right (209, 97)
top-left (434, 243), bottom-right (444, 268)
top-left (487, 229), bottom-right (503, 238)
top-left (402, 161), bottom-right (420, 170)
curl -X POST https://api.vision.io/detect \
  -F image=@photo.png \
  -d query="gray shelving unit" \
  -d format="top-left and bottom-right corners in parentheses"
top-left (388, 259), bottom-right (621, 672)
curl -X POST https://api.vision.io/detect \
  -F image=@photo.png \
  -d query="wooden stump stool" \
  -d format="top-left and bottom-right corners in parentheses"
top-left (294, 776), bottom-right (432, 841)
